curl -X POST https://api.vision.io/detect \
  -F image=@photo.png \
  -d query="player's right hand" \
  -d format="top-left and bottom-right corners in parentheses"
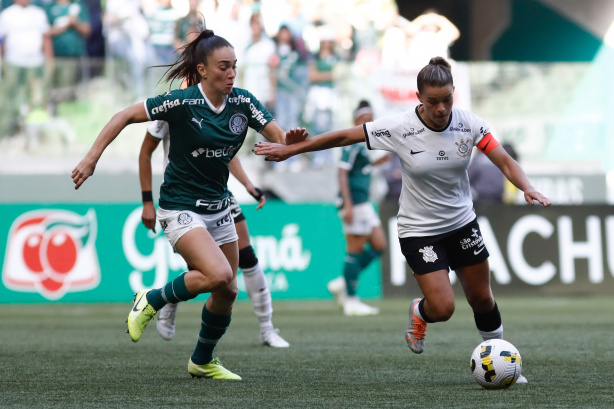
top-left (253, 142), bottom-right (292, 162)
top-left (71, 157), bottom-right (97, 190)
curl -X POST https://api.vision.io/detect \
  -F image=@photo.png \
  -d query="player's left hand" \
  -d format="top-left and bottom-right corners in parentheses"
top-left (253, 142), bottom-right (293, 162)
top-left (524, 188), bottom-right (551, 207)
top-left (285, 127), bottom-right (308, 145)
top-left (247, 186), bottom-right (266, 210)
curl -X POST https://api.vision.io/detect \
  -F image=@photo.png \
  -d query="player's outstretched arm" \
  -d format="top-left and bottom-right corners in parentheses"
top-left (229, 156), bottom-right (266, 210)
top-left (72, 103), bottom-right (149, 189)
top-left (139, 132), bottom-right (162, 231)
top-left (253, 125), bottom-right (365, 162)
top-left (486, 145), bottom-right (551, 207)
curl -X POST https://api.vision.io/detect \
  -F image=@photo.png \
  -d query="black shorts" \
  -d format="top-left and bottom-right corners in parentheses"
top-left (399, 218), bottom-right (489, 275)
top-left (228, 191), bottom-right (246, 223)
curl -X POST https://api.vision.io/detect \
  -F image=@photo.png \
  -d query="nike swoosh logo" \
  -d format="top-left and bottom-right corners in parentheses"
top-left (132, 293), bottom-right (145, 311)
top-left (474, 247), bottom-right (485, 255)
top-left (410, 150), bottom-right (425, 155)
top-left (481, 139), bottom-right (491, 152)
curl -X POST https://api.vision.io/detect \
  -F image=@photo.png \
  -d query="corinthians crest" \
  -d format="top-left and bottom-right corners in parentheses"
top-left (419, 246), bottom-right (438, 263)
top-left (455, 138), bottom-right (471, 158)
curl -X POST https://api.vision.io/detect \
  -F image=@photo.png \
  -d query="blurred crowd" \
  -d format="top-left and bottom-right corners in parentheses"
top-left (0, 0), bottom-right (459, 168)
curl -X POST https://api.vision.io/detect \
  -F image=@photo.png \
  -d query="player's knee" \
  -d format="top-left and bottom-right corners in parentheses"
top-left (466, 293), bottom-right (495, 313)
top-left (207, 265), bottom-right (234, 289)
top-left (238, 245), bottom-right (258, 270)
top-left (431, 300), bottom-right (455, 322)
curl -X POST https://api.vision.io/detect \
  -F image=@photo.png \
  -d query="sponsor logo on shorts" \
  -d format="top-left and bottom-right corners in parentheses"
top-left (229, 113), bottom-right (248, 134)
top-left (160, 220), bottom-right (168, 230)
top-left (419, 246), bottom-right (438, 263)
top-left (216, 214), bottom-right (231, 227)
top-left (460, 228), bottom-right (485, 251)
top-left (177, 213), bottom-right (193, 225)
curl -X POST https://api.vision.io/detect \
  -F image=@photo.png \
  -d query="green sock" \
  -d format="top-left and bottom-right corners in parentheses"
top-left (343, 253), bottom-right (363, 297)
top-left (146, 272), bottom-right (195, 311)
top-left (358, 247), bottom-right (382, 269)
top-left (191, 306), bottom-right (231, 365)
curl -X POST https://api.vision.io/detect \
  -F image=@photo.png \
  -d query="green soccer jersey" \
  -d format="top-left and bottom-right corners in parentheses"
top-left (145, 85), bottom-right (273, 214)
top-left (338, 144), bottom-right (373, 205)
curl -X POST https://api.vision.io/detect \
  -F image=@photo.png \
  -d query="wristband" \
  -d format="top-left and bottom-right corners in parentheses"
top-left (142, 191), bottom-right (153, 202)
top-left (249, 187), bottom-right (264, 201)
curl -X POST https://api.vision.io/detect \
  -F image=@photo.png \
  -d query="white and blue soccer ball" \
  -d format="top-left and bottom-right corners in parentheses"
top-left (470, 339), bottom-right (522, 389)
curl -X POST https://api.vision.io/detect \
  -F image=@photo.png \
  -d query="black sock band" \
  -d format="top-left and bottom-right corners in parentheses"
top-left (418, 298), bottom-right (435, 323)
top-left (474, 302), bottom-right (502, 332)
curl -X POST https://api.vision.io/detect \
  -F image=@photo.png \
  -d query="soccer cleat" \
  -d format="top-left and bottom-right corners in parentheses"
top-left (327, 276), bottom-right (347, 307)
top-left (188, 358), bottom-right (242, 380)
top-left (516, 374), bottom-right (528, 384)
top-left (127, 290), bottom-right (157, 342)
top-left (405, 298), bottom-right (427, 354)
top-left (156, 303), bottom-right (178, 340)
top-left (343, 297), bottom-right (379, 316)
top-left (260, 328), bottom-right (290, 348)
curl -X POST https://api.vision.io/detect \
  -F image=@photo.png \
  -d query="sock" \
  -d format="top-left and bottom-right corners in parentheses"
top-left (343, 253), bottom-right (362, 297)
top-left (474, 303), bottom-right (504, 340)
top-left (146, 272), bottom-right (196, 311)
top-left (242, 263), bottom-right (274, 333)
top-left (357, 247), bottom-right (382, 269)
top-left (416, 298), bottom-right (435, 323)
top-left (191, 306), bottom-right (231, 365)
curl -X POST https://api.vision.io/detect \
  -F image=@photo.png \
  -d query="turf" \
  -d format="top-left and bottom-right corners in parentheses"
top-left (0, 296), bottom-right (612, 408)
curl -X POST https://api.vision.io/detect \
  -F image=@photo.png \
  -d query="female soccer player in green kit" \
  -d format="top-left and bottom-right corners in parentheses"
top-left (72, 27), bottom-right (305, 379)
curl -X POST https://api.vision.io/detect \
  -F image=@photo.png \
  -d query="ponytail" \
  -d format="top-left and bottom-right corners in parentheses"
top-left (163, 27), bottom-right (233, 87)
top-left (416, 56), bottom-right (453, 93)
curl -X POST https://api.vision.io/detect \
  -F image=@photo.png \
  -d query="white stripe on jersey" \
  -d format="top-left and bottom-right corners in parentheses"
top-left (147, 120), bottom-right (171, 172)
top-left (364, 106), bottom-right (490, 238)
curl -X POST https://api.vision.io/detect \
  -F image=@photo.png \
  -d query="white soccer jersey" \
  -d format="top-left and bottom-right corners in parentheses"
top-left (364, 106), bottom-right (491, 238)
top-left (147, 120), bottom-right (170, 172)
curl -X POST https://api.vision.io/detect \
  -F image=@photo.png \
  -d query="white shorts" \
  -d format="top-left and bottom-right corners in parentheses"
top-left (157, 207), bottom-right (238, 250)
top-left (340, 202), bottom-right (381, 236)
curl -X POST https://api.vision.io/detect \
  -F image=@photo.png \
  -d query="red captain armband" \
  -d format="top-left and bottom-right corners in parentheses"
top-left (476, 132), bottom-right (500, 154)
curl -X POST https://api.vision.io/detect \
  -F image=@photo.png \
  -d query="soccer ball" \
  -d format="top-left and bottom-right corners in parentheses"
top-left (470, 339), bottom-right (522, 389)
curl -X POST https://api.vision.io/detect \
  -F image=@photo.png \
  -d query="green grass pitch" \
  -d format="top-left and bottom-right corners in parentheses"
top-left (1, 296), bottom-right (612, 408)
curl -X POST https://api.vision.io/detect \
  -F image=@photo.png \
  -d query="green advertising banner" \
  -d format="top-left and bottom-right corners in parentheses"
top-left (0, 203), bottom-right (381, 303)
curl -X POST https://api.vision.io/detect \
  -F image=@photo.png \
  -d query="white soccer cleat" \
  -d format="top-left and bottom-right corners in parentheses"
top-left (156, 303), bottom-right (178, 340)
top-left (516, 374), bottom-right (528, 384)
top-left (260, 328), bottom-right (290, 348)
top-left (327, 276), bottom-right (347, 307)
top-left (343, 297), bottom-right (379, 316)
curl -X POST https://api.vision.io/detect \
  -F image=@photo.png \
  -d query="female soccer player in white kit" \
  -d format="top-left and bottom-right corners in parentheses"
top-left (254, 57), bottom-right (550, 383)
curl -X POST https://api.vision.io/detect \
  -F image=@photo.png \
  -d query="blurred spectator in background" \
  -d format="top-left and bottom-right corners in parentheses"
top-left (383, 152), bottom-right (402, 203)
top-left (104, 0), bottom-right (153, 100)
top-left (406, 9), bottom-right (459, 70)
top-left (468, 143), bottom-right (519, 204)
top-left (270, 24), bottom-right (304, 171)
top-left (174, 0), bottom-right (201, 49)
top-left (304, 25), bottom-right (339, 168)
top-left (240, 13), bottom-right (276, 112)
top-left (146, 0), bottom-right (181, 65)
top-left (0, 0), bottom-right (52, 139)
top-left (46, 0), bottom-right (91, 105)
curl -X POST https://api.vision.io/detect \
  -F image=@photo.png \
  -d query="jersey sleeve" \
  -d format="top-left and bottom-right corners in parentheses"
top-left (471, 113), bottom-right (500, 154)
top-left (147, 120), bottom-right (169, 140)
top-left (363, 113), bottom-right (405, 153)
top-left (244, 91), bottom-right (274, 133)
top-left (144, 90), bottom-right (185, 122)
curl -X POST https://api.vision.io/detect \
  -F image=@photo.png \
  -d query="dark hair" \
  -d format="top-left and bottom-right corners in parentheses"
top-left (353, 100), bottom-right (373, 121)
top-left (275, 25), bottom-right (297, 51)
top-left (416, 56), bottom-right (453, 93)
top-left (164, 29), bottom-right (233, 87)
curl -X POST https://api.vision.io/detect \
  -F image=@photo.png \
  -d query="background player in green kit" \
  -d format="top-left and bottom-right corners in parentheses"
top-left (254, 57), bottom-right (550, 384)
top-left (327, 100), bottom-right (390, 317)
top-left (72, 27), bottom-right (305, 380)
top-left (139, 119), bottom-right (289, 348)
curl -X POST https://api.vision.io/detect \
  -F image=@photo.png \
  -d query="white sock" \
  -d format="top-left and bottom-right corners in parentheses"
top-left (413, 302), bottom-right (426, 322)
top-left (479, 324), bottom-right (504, 340)
top-left (242, 263), bottom-right (274, 333)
